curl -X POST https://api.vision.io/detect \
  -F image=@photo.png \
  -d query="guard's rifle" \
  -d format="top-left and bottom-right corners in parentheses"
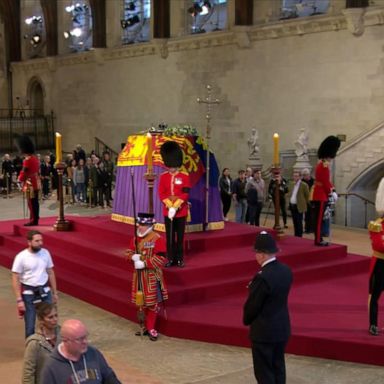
top-left (130, 168), bottom-right (145, 337)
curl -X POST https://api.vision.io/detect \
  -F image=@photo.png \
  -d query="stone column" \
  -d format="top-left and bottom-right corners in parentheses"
top-left (153, 0), bottom-right (170, 38)
top-left (170, 0), bottom-right (187, 37)
top-left (105, 0), bottom-right (122, 47)
top-left (253, 0), bottom-right (281, 24)
top-left (57, 2), bottom-right (71, 55)
top-left (235, 0), bottom-right (253, 25)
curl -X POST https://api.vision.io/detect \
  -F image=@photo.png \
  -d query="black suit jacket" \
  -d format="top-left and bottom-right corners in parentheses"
top-left (243, 260), bottom-right (292, 343)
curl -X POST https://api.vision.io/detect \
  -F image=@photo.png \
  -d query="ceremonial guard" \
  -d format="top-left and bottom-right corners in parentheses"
top-left (368, 178), bottom-right (384, 336)
top-left (128, 213), bottom-right (168, 341)
top-left (311, 136), bottom-right (340, 246)
top-left (17, 135), bottom-right (41, 226)
top-left (158, 141), bottom-right (190, 267)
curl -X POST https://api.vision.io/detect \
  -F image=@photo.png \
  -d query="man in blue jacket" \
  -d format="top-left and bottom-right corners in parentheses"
top-left (41, 319), bottom-right (121, 384)
top-left (243, 231), bottom-right (293, 384)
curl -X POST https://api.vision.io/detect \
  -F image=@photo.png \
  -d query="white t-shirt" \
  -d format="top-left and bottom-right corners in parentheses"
top-left (12, 248), bottom-right (54, 286)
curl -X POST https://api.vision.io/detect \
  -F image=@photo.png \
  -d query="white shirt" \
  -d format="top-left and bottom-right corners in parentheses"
top-left (12, 248), bottom-right (54, 286)
top-left (290, 180), bottom-right (301, 205)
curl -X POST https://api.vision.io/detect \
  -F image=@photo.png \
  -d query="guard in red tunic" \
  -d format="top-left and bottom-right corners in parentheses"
top-left (158, 141), bottom-right (190, 268)
top-left (368, 178), bottom-right (384, 336)
top-left (128, 213), bottom-right (168, 341)
top-left (311, 136), bottom-right (340, 246)
top-left (17, 135), bottom-right (41, 226)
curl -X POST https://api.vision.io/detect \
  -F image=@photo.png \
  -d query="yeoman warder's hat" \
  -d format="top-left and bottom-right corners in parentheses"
top-left (160, 141), bottom-right (183, 168)
top-left (137, 212), bottom-right (156, 226)
top-left (317, 136), bottom-right (341, 160)
top-left (254, 231), bottom-right (279, 254)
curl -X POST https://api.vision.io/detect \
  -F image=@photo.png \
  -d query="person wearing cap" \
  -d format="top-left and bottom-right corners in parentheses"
top-left (367, 178), bottom-right (384, 336)
top-left (17, 135), bottom-right (41, 226)
top-left (243, 231), bottom-right (292, 384)
top-left (127, 213), bottom-right (168, 341)
top-left (158, 141), bottom-right (191, 268)
top-left (311, 135), bottom-right (340, 246)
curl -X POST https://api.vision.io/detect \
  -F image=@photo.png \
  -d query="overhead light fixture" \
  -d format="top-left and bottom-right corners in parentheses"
top-left (63, 28), bottom-right (82, 38)
top-left (30, 34), bottom-right (41, 45)
top-left (25, 16), bottom-right (43, 25)
top-left (65, 5), bottom-right (74, 12)
top-left (126, 1), bottom-right (136, 11)
top-left (200, 1), bottom-right (212, 15)
top-left (188, 3), bottom-right (203, 17)
top-left (121, 15), bottom-right (140, 29)
top-left (71, 27), bottom-right (82, 37)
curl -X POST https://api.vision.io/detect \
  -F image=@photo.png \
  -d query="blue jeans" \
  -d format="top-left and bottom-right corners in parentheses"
top-left (22, 290), bottom-right (52, 338)
top-left (235, 199), bottom-right (247, 223)
top-left (75, 183), bottom-right (86, 202)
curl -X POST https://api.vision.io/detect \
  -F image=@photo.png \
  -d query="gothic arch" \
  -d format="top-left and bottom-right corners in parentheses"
top-left (336, 158), bottom-right (384, 228)
top-left (27, 76), bottom-right (45, 116)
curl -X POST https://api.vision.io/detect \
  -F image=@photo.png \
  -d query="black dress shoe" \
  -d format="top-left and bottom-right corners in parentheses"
top-left (135, 329), bottom-right (149, 336)
top-left (369, 325), bottom-right (380, 336)
top-left (24, 221), bottom-right (38, 227)
top-left (315, 241), bottom-right (329, 247)
top-left (165, 260), bottom-right (175, 268)
top-left (177, 260), bottom-right (185, 268)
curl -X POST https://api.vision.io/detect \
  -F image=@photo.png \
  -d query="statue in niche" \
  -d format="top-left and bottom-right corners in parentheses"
top-left (247, 128), bottom-right (260, 158)
top-left (294, 128), bottom-right (309, 161)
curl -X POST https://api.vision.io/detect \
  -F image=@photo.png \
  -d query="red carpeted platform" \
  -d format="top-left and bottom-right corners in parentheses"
top-left (0, 216), bottom-right (382, 366)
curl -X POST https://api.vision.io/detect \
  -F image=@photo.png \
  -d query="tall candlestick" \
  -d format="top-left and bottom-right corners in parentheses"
top-left (55, 132), bottom-right (62, 164)
top-left (273, 133), bottom-right (279, 165)
top-left (146, 133), bottom-right (153, 173)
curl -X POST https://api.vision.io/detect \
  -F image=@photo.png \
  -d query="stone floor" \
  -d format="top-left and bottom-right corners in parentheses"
top-left (0, 191), bottom-right (383, 384)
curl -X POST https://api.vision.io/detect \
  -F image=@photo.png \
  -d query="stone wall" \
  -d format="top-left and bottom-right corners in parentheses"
top-left (9, 5), bottom-right (384, 196)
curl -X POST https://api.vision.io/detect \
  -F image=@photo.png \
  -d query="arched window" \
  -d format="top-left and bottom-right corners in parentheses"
top-left (120, 0), bottom-right (151, 45)
top-left (186, 0), bottom-right (227, 35)
top-left (28, 78), bottom-right (45, 117)
top-left (281, 0), bottom-right (329, 20)
top-left (63, 1), bottom-right (93, 52)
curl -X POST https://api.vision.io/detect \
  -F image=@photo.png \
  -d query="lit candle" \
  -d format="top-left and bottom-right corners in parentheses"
top-left (273, 133), bottom-right (279, 166)
top-left (55, 132), bottom-right (62, 164)
top-left (146, 133), bottom-right (153, 173)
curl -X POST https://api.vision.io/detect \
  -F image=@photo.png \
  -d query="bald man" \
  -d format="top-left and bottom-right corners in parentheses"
top-left (41, 319), bottom-right (121, 384)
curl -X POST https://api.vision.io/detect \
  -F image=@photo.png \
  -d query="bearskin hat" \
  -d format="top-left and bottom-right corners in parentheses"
top-left (160, 141), bottom-right (183, 168)
top-left (16, 134), bottom-right (35, 155)
top-left (317, 136), bottom-right (341, 159)
top-left (375, 177), bottom-right (384, 215)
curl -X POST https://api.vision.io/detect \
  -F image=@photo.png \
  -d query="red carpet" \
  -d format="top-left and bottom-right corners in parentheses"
top-left (0, 216), bottom-right (383, 366)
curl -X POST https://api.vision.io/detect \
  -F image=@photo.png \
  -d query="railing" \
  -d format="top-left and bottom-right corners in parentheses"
top-left (0, 110), bottom-right (55, 153)
top-left (338, 192), bottom-right (375, 229)
top-left (94, 137), bottom-right (119, 162)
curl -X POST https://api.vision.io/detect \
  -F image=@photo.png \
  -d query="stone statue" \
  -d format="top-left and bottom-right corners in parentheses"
top-left (248, 128), bottom-right (260, 158)
top-left (294, 128), bottom-right (309, 161)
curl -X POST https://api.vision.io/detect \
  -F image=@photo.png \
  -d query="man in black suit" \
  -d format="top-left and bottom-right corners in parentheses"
top-left (243, 231), bottom-right (293, 384)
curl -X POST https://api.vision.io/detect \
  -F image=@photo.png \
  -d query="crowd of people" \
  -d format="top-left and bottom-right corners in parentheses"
top-left (0, 144), bottom-right (115, 209)
top-left (218, 136), bottom-right (341, 248)
top-left (219, 167), bottom-right (315, 234)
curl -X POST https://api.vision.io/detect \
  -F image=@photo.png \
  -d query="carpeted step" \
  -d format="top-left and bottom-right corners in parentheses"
top-left (54, 266), bottom-right (137, 321)
top-left (1, 216), bottom-right (382, 366)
